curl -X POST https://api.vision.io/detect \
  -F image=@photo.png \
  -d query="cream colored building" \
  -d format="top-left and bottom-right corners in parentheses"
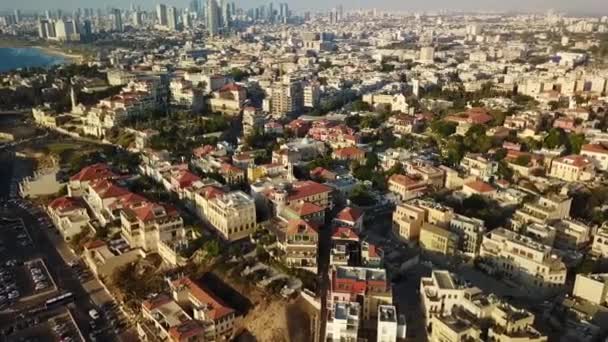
top-left (550, 219), bottom-right (591, 251)
top-left (549, 155), bottom-right (595, 182)
top-left (581, 143), bottom-right (608, 171)
top-left (83, 240), bottom-right (144, 278)
top-left (512, 195), bottom-right (572, 226)
top-left (420, 270), bottom-right (482, 322)
top-left (205, 191), bottom-right (257, 241)
top-left (419, 223), bottom-right (458, 256)
top-left (572, 273), bottom-right (608, 306)
top-left (392, 202), bottom-right (425, 241)
top-left (480, 228), bottom-right (567, 293)
top-left (591, 226), bottom-right (608, 258)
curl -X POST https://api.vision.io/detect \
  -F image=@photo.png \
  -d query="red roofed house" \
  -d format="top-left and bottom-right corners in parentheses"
top-left (361, 241), bottom-right (383, 267)
top-left (280, 201), bottom-right (326, 225)
top-left (329, 266), bottom-right (392, 320)
top-left (388, 174), bottom-right (428, 201)
top-left (69, 163), bottom-right (116, 196)
top-left (333, 207), bottom-right (364, 232)
top-left (120, 201), bottom-right (187, 260)
top-left (310, 167), bottom-right (337, 181)
top-left (140, 294), bottom-right (208, 342)
top-left (278, 219), bottom-right (319, 269)
top-left (266, 180), bottom-right (333, 216)
top-left (219, 163), bottom-right (245, 185)
top-left (549, 155), bottom-right (595, 182)
top-left (47, 196), bottom-right (91, 241)
top-left (581, 143), bottom-right (608, 171)
top-left (330, 226), bottom-right (360, 267)
top-left (445, 107), bottom-right (493, 126)
top-left (209, 83), bottom-right (247, 115)
top-left (462, 180), bottom-right (496, 197)
top-left (170, 277), bottom-right (239, 340)
top-left (332, 147), bottom-right (366, 162)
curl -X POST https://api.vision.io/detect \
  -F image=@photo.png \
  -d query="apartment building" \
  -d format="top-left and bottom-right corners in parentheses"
top-left (205, 191), bottom-right (257, 241)
top-left (208, 83), bottom-right (247, 115)
top-left (261, 180), bottom-right (333, 216)
top-left (581, 143), bottom-right (608, 171)
top-left (68, 163), bottom-right (117, 197)
top-left (549, 155), bottom-right (595, 182)
top-left (140, 295), bottom-right (208, 342)
top-left (550, 219), bottom-right (591, 251)
top-left (572, 273), bottom-right (608, 306)
top-left (325, 301), bottom-right (360, 342)
top-left (333, 206), bottom-right (364, 232)
top-left (388, 174), bottom-right (428, 201)
top-left (460, 153), bottom-right (498, 181)
top-left (591, 226), bottom-right (608, 258)
top-left (449, 214), bottom-right (485, 257)
top-left (422, 271), bottom-right (547, 342)
top-left (329, 266), bottom-right (392, 321)
top-left (392, 202), bottom-right (426, 241)
top-left (274, 219), bottom-right (319, 270)
top-left (420, 270), bottom-right (482, 322)
top-left (512, 195), bottom-right (572, 226)
top-left (47, 196), bottom-right (91, 241)
top-left (377, 305), bottom-right (406, 342)
top-left (480, 228), bottom-right (567, 293)
top-left (120, 201), bottom-right (187, 256)
top-left (419, 223), bottom-right (459, 256)
top-left (170, 277), bottom-right (239, 340)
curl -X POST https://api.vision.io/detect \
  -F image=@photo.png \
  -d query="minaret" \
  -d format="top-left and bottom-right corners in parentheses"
top-left (70, 86), bottom-right (77, 111)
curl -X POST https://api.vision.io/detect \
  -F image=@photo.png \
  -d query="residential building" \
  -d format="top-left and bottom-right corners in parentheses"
top-left (140, 295), bottom-right (208, 342)
top-left (591, 226), bottom-right (608, 258)
top-left (170, 277), bottom-right (239, 340)
top-left (392, 202), bottom-right (426, 241)
top-left (419, 223), bottom-right (458, 256)
top-left (325, 301), bottom-right (360, 342)
top-left (68, 163), bottom-right (116, 197)
top-left (549, 155), bottom-right (595, 182)
top-left (205, 191), bottom-right (256, 241)
top-left (377, 305), bottom-right (406, 342)
top-left (388, 174), bottom-right (428, 201)
top-left (208, 83), bottom-right (247, 115)
top-left (480, 228), bottom-right (567, 293)
top-left (329, 266), bottom-right (392, 321)
top-left (47, 196), bottom-right (91, 241)
top-left (333, 207), bottom-right (364, 232)
top-left (581, 143), bottom-right (608, 171)
top-left (275, 219), bottom-right (319, 270)
top-left (512, 195), bottom-right (572, 226)
top-left (572, 273), bottom-right (608, 306)
top-left (83, 239), bottom-right (144, 278)
top-left (449, 214), bottom-right (485, 257)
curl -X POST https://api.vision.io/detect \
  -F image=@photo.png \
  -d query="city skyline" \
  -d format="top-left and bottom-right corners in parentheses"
top-left (2, 0), bottom-right (608, 15)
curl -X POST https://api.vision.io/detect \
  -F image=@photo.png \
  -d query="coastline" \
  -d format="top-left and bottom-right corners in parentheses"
top-left (31, 46), bottom-right (84, 64)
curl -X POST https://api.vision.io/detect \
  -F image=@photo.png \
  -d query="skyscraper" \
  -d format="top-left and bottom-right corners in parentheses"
top-left (14, 10), bottom-right (21, 23)
top-left (167, 6), bottom-right (178, 31)
top-left (111, 8), bottom-right (123, 32)
top-left (221, 0), bottom-right (230, 28)
top-left (156, 4), bottom-right (168, 26)
top-left (189, 0), bottom-right (200, 15)
top-left (207, 0), bottom-right (220, 36)
top-left (182, 11), bottom-right (193, 29)
top-left (132, 11), bottom-right (143, 27)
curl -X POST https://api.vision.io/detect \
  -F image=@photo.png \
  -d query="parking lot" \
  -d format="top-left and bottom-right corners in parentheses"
top-left (3, 308), bottom-right (85, 342)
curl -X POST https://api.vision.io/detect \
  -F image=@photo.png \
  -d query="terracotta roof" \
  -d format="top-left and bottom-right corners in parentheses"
top-left (83, 240), bottom-right (106, 250)
top-left (582, 144), bottom-right (608, 155)
top-left (365, 244), bottom-right (381, 258)
top-left (464, 180), bottom-right (495, 193)
top-left (90, 180), bottom-right (131, 199)
top-left (171, 277), bottom-right (235, 321)
top-left (169, 320), bottom-right (205, 341)
top-left (142, 294), bottom-right (173, 311)
top-left (283, 181), bottom-right (333, 202)
top-left (555, 155), bottom-right (593, 168)
top-left (173, 170), bottom-right (201, 189)
top-left (48, 196), bottom-right (84, 213)
top-left (335, 207), bottom-right (363, 223)
top-left (70, 163), bottom-right (116, 182)
top-left (332, 227), bottom-right (359, 240)
top-left (220, 83), bottom-right (244, 92)
top-left (288, 201), bottom-right (325, 217)
top-left (333, 147), bottom-right (365, 159)
top-left (286, 219), bottom-right (319, 235)
top-left (389, 174), bottom-right (424, 187)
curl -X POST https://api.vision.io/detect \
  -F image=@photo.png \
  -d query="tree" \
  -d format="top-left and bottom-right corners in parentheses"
top-left (431, 120), bottom-right (457, 138)
top-left (513, 154), bottom-right (531, 166)
top-left (203, 240), bottom-right (221, 258)
top-left (567, 133), bottom-right (587, 154)
top-left (543, 128), bottom-right (567, 149)
top-left (229, 68), bottom-right (250, 82)
top-left (444, 136), bottom-right (466, 166)
top-left (349, 185), bottom-right (376, 207)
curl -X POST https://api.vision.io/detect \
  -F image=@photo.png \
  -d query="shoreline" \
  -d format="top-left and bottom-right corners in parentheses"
top-left (31, 46), bottom-right (84, 64)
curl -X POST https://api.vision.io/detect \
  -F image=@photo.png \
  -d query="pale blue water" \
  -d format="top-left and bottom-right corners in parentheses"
top-left (0, 47), bottom-right (65, 73)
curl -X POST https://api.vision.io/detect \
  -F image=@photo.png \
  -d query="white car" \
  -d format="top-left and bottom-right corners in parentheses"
top-left (89, 309), bottom-right (100, 320)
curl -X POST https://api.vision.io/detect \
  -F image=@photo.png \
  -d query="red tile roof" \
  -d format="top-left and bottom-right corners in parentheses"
top-left (555, 155), bottom-right (593, 168)
top-left (286, 219), bottom-right (319, 235)
top-left (90, 180), bottom-right (131, 199)
top-left (70, 163), bottom-right (116, 182)
top-left (83, 240), bottom-right (106, 250)
top-left (332, 227), bottom-right (359, 240)
top-left (333, 147), bottom-right (365, 160)
top-left (171, 277), bottom-right (235, 321)
top-left (464, 180), bottom-right (495, 193)
top-left (285, 181), bottom-right (333, 202)
top-left (288, 201), bottom-right (325, 217)
top-left (335, 207), bottom-right (363, 223)
top-left (169, 320), bottom-right (205, 341)
top-left (48, 196), bottom-right (84, 213)
top-left (142, 294), bottom-right (173, 311)
top-left (582, 144), bottom-right (608, 155)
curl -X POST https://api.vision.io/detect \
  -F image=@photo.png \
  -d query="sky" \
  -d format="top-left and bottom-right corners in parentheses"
top-left (1, 0), bottom-right (608, 16)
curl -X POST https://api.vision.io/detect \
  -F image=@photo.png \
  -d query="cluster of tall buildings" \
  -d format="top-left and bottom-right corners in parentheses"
top-left (38, 17), bottom-right (92, 42)
top-left (246, 2), bottom-right (290, 23)
top-left (205, 0), bottom-right (237, 36)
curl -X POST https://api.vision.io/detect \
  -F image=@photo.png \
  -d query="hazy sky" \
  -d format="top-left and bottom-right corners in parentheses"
top-left (2, 0), bottom-right (608, 15)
